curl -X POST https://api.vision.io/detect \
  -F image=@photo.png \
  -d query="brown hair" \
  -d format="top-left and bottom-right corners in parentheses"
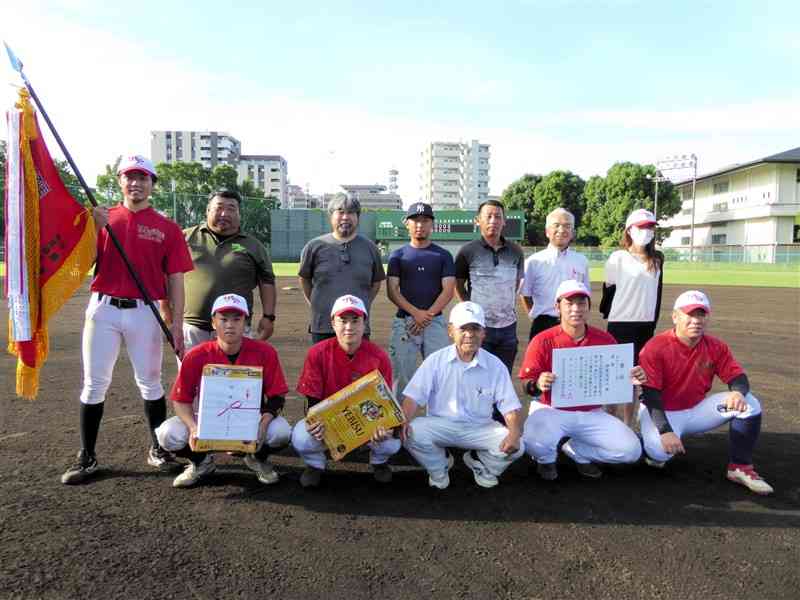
top-left (622, 228), bottom-right (663, 273)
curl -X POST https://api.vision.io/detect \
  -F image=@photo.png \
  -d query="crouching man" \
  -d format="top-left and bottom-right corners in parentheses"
top-left (638, 290), bottom-right (773, 495)
top-left (401, 301), bottom-right (524, 490)
top-left (519, 280), bottom-right (644, 481)
top-left (291, 295), bottom-right (400, 488)
top-left (156, 293), bottom-right (292, 488)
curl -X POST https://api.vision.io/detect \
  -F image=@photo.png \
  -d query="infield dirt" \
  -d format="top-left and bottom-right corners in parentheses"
top-left (1, 280), bottom-right (798, 600)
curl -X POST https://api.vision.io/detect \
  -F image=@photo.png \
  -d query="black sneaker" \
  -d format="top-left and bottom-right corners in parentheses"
top-left (147, 445), bottom-right (179, 471)
top-left (61, 450), bottom-right (98, 485)
top-left (536, 461), bottom-right (558, 481)
top-left (575, 462), bottom-right (603, 479)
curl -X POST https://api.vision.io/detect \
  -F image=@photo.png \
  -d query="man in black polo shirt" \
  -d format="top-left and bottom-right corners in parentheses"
top-left (179, 189), bottom-right (277, 352)
top-left (454, 200), bottom-right (524, 375)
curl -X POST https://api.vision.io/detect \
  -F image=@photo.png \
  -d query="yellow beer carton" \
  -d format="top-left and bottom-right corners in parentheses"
top-left (306, 370), bottom-right (405, 461)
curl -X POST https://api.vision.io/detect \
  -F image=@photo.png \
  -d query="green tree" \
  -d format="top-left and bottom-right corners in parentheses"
top-left (581, 162), bottom-right (680, 247)
top-left (95, 156), bottom-right (122, 203)
top-left (528, 170), bottom-right (586, 245)
top-left (500, 173), bottom-right (542, 244)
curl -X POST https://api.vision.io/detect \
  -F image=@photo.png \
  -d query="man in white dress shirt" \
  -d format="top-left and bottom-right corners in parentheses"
top-left (400, 302), bottom-right (525, 490)
top-left (519, 208), bottom-right (589, 341)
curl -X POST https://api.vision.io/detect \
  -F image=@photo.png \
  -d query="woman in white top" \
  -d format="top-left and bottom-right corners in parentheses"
top-left (599, 208), bottom-right (664, 427)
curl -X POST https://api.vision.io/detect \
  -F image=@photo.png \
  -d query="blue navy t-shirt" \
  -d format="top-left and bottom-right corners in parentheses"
top-left (387, 243), bottom-right (455, 318)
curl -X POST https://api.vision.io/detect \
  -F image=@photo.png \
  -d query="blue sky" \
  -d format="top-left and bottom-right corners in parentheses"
top-left (3, 0), bottom-right (798, 201)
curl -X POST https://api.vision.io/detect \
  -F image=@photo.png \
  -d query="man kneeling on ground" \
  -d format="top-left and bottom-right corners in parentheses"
top-left (518, 280), bottom-right (645, 481)
top-left (156, 293), bottom-right (292, 488)
top-left (292, 295), bottom-right (400, 488)
top-left (401, 301), bottom-right (524, 490)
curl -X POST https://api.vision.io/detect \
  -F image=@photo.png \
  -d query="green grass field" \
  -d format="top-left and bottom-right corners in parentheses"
top-left (272, 262), bottom-right (799, 288)
top-left (1, 261), bottom-right (797, 288)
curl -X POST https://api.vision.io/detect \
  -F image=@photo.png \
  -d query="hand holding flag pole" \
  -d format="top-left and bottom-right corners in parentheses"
top-left (4, 42), bottom-right (178, 355)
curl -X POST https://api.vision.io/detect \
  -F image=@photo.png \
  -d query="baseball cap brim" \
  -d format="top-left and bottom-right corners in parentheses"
top-left (627, 219), bottom-right (656, 229)
top-left (678, 303), bottom-right (710, 314)
top-left (558, 290), bottom-right (590, 300)
top-left (213, 304), bottom-right (248, 316)
top-left (119, 166), bottom-right (157, 181)
top-left (333, 307), bottom-right (366, 318)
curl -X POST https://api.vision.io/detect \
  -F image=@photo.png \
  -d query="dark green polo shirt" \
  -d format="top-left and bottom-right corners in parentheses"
top-left (183, 224), bottom-right (275, 330)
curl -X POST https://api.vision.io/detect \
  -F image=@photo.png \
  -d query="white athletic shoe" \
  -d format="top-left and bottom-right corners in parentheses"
top-left (644, 455), bottom-right (666, 469)
top-left (462, 450), bottom-right (499, 488)
top-left (243, 454), bottom-right (279, 485)
top-left (428, 469), bottom-right (450, 490)
top-left (173, 454), bottom-right (216, 488)
top-left (727, 463), bottom-right (774, 495)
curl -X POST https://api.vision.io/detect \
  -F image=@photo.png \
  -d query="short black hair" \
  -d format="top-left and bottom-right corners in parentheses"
top-left (476, 199), bottom-right (505, 216)
top-left (209, 188), bottom-right (242, 204)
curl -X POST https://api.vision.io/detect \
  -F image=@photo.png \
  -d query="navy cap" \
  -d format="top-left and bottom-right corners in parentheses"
top-left (404, 202), bottom-right (435, 220)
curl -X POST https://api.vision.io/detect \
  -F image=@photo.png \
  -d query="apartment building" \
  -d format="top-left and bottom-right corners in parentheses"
top-left (236, 155), bottom-right (288, 207)
top-left (341, 184), bottom-right (402, 210)
top-left (661, 147), bottom-right (800, 260)
top-left (420, 140), bottom-right (490, 209)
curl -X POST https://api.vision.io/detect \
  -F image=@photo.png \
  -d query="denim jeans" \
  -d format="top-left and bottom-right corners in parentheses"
top-left (389, 315), bottom-right (450, 397)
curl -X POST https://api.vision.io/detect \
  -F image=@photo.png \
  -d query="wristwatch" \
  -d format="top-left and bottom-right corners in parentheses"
top-left (263, 313), bottom-right (276, 322)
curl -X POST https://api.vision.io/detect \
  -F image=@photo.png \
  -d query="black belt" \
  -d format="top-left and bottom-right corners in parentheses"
top-left (98, 293), bottom-right (138, 309)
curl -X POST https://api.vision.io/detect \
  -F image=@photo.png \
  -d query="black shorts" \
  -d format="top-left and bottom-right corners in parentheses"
top-left (529, 314), bottom-right (560, 341)
top-left (607, 321), bottom-right (656, 365)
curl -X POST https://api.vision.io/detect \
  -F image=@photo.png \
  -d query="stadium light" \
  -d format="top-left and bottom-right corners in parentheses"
top-left (656, 153), bottom-right (698, 261)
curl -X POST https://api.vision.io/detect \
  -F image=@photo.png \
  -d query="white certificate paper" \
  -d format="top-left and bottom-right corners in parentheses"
top-left (197, 364), bottom-right (263, 441)
top-left (551, 343), bottom-right (633, 408)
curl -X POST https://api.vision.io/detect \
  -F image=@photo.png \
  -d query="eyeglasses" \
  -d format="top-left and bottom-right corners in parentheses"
top-left (340, 243), bottom-right (350, 264)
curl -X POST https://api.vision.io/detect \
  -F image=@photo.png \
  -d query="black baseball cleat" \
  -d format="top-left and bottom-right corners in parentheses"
top-left (61, 450), bottom-right (99, 485)
top-left (575, 462), bottom-right (603, 479)
top-left (536, 461), bottom-right (558, 481)
top-left (147, 445), bottom-right (180, 471)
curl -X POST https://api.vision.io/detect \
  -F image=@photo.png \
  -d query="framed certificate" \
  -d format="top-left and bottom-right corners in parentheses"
top-left (551, 343), bottom-right (633, 408)
top-left (195, 364), bottom-right (263, 452)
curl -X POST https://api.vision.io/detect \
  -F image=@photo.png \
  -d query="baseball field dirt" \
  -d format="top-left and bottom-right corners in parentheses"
top-left (1, 280), bottom-right (798, 600)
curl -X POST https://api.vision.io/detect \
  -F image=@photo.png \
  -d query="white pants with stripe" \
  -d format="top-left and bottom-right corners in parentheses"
top-left (523, 401), bottom-right (642, 465)
top-left (291, 419), bottom-right (401, 470)
top-left (156, 415), bottom-right (292, 452)
top-left (404, 416), bottom-right (525, 477)
top-left (80, 292), bottom-right (164, 404)
top-left (638, 391), bottom-right (761, 463)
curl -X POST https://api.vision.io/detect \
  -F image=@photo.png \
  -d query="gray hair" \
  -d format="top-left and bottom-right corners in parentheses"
top-left (327, 193), bottom-right (361, 215)
top-left (545, 207), bottom-right (575, 228)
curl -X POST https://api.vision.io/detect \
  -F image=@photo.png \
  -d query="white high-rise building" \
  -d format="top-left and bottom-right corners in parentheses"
top-left (420, 140), bottom-right (490, 209)
top-left (150, 130), bottom-right (287, 204)
top-left (341, 184), bottom-right (402, 210)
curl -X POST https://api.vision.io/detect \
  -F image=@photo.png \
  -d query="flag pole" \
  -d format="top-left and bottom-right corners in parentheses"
top-left (3, 42), bottom-right (178, 354)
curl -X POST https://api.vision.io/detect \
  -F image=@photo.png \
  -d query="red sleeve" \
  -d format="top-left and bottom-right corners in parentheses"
top-left (170, 349), bottom-right (203, 403)
top-left (164, 222), bottom-right (194, 275)
top-left (518, 335), bottom-right (548, 381)
top-left (712, 338), bottom-right (745, 384)
top-left (262, 344), bottom-right (289, 397)
top-left (639, 337), bottom-right (663, 391)
top-left (296, 345), bottom-right (324, 399)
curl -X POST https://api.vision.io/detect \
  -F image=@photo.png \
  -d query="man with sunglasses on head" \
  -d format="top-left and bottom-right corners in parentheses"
top-left (299, 194), bottom-right (385, 343)
top-left (178, 188), bottom-right (277, 353)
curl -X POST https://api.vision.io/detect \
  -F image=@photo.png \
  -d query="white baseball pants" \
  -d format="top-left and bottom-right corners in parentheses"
top-left (291, 419), bottom-right (402, 470)
top-left (638, 391), bottom-right (761, 463)
top-left (524, 401), bottom-right (642, 465)
top-left (156, 415), bottom-right (292, 452)
top-left (404, 416), bottom-right (525, 477)
top-left (80, 293), bottom-right (164, 404)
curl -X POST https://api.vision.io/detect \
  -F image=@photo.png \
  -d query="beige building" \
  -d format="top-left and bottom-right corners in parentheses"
top-left (341, 184), bottom-right (402, 210)
top-left (420, 140), bottom-right (490, 210)
top-left (661, 147), bottom-right (800, 261)
top-left (236, 155), bottom-right (288, 207)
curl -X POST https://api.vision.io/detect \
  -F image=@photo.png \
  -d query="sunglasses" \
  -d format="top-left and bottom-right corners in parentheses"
top-left (340, 244), bottom-right (350, 264)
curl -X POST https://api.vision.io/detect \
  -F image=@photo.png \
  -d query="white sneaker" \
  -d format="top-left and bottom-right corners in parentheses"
top-left (173, 454), bottom-right (215, 488)
top-left (462, 450), bottom-right (499, 488)
top-left (243, 454), bottom-right (279, 485)
top-left (644, 455), bottom-right (666, 469)
top-left (727, 463), bottom-right (774, 495)
top-left (428, 469), bottom-right (450, 490)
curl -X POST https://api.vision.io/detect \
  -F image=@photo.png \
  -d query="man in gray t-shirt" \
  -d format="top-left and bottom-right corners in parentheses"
top-left (299, 195), bottom-right (385, 342)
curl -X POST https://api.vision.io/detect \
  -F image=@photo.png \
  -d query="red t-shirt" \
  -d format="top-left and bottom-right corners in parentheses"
top-left (170, 337), bottom-right (289, 405)
top-left (296, 337), bottom-right (393, 400)
top-left (518, 325), bottom-right (618, 411)
top-left (91, 204), bottom-right (194, 299)
top-left (639, 329), bottom-right (744, 411)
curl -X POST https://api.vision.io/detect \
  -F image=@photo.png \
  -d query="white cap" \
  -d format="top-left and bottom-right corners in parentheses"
top-left (330, 294), bottom-right (367, 318)
top-left (211, 293), bottom-right (249, 316)
top-left (555, 279), bottom-right (592, 301)
top-left (625, 208), bottom-right (657, 230)
top-left (118, 155), bottom-right (157, 180)
top-left (674, 290), bottom-right (711, 314)
top-left (449, 301), bottom-right (486, 328)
